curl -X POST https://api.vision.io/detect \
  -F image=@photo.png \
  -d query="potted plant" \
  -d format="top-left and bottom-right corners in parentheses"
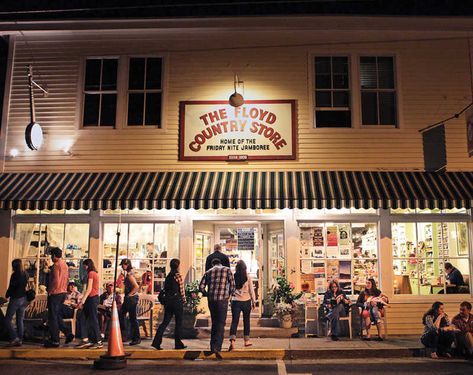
top-left (269, 272), bottom-right (303, 328)
top-left (182, 281), bottom-right (205, 338)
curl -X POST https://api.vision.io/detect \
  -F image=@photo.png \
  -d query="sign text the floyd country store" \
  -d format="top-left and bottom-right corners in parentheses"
top-left (179, 100), bottom-right (296, 161)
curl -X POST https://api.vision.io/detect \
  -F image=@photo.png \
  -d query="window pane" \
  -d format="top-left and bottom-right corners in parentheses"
top-left (316, 110), bottom-right (351, 128)
top-left (101, 59), bottom-right (118, 91)
top-left (333, 91), bottom-right (349, 107)
top-left (360, 57), bottom-right (377, 89)
top-left (64, 224), bottom-right (89, 258)
top-left (332, 57), bottom-right (349, 89)
top-left (315, 57), bottom-right (331, 74)
top-left (361, 91), bottom-right (378, 125)
top-left (379, 92), bottom-right (397, 125)
top-left (377, 57), bottom-right (394, 89)
top-left (316, 74), bottom-right (331, 89)
top-left (145, 92), bottom-right (161, 126)
top-left (129, 58), bottom-right (145, 90)
top-left (100, 94), bottom-right (117, 126)
top-left (315, 91), bottom-right (331, 107)
top-left (146, 58), bottom-right (162, 90)
top-left (445, 258), bottom-right (470, 293)
top-left (84, 59), bottom-right (101, 91)
top-left (83, 94), bottom-right (100, 126)
top-left (128, 93), bottom-right (144, 125)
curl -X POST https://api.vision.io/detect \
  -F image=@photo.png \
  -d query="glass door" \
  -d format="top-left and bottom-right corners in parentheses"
top-left (215, 223), bottom-right (262, 316)
top-left (268, 230), bottom-right (285, 289)
top-left (194, 231), bottom-right (213, 281)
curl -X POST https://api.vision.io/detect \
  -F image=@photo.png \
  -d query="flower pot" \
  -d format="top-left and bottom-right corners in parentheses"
top-left (181, 312), bottom-right (198, 339)
top-left (280, 314), bottom-right (293, 329)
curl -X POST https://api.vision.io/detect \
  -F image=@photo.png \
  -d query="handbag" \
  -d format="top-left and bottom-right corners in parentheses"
top-left (26, 288), bottom-right (36, 302)
top-left (158, 290), bottom-right (167, 305)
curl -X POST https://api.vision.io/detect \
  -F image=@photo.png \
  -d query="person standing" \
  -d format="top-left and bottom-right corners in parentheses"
top-left (120, 258), bottom-right (141, 345)
top-left (44, 247), bottom-right (74, 347)
top-left (205, 244), bottom-right (230, 272)
top-left (5, 259), bottom-right (28, 346)
top-left (200, 258), bottom-right (235, 359)
top-left (322, 280), bottom-right (351, 341)
top-left (452, 301), bottom-right (473, 358)
top-left (152, 258), bottom-right (187, 350)
top-left (76, 259), bottom-right (102, 349)
top-left (228, 260), bottom-right (255, 351)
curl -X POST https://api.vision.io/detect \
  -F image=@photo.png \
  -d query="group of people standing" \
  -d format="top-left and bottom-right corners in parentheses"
top-left (4, 247), bottom-right (143, 348)
top-left (152, 244), bottom-right (255, 359)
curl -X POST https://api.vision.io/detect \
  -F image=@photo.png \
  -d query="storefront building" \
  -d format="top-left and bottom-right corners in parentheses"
top-left (0, 14), bottom-right (472, 335)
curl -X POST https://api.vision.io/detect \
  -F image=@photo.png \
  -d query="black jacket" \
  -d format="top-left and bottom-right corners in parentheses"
top-left (205, 251), bottom-right (230, 272)
top-left (6, 271), bottom-right (28, 299)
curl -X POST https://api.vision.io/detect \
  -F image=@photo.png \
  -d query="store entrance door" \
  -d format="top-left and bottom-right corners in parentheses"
top-left (215, 223), bottom-right (263, 316)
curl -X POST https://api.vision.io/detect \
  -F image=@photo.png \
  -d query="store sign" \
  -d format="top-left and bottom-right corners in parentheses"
top-left (179, 100), bottom-right (296, 161)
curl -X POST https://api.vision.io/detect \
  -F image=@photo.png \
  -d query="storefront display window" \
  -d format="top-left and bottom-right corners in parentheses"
top-left (299, 222), bottom-right (378, 295)
top-left (392, 222), bottom-right (470, 295)
top-left (391, 208), bottom-right (468, 214)
top-left (14, 223), bottom-right (90, 292)
top-left (102, 222), bottom-right (179, 294)
top-left (15, 209), bottom-right (90, 215)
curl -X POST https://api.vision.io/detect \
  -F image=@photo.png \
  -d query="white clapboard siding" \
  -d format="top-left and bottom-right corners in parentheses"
top-left (3, 34), bottom-right (473, 172)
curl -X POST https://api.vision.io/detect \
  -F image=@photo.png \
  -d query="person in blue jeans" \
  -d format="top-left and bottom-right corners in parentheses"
top-left (120, 259), bottom-right (141, 346)
top-left (199, 258), bottom-right (235, 359)
top-left (5, 259), bottom-right (29, 346)
top-left (228, 260), bottom-right (256, 351)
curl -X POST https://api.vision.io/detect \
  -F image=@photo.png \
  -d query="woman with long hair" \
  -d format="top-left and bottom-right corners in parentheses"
top-left (228, 260), bottom-right (256, 351)
top-left (322, 280), bottom-right (351, 341)
top-left (152, 258), bottom-right (187, 350)
top-left (120, 258), bottom-right (141, 345)
top-left (421, 301), bottom-right (456, 359)
top-left (5, 259), bottom-right (29, 346)
top-left (76, 258), bottom-right (102, 349)
top-left (356, 278), bottom-right (388, 340)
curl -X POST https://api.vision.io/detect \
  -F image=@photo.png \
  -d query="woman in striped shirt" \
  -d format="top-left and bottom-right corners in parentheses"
top-left (152, 258), bottom-right (187, 350)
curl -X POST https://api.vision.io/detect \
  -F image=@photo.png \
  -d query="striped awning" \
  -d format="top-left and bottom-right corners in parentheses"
top-left (0, 171), bottom-right (472, 210)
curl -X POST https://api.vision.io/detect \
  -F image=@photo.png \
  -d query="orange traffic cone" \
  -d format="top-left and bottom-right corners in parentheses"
top-left (94, 300), bottom-right (128, 369)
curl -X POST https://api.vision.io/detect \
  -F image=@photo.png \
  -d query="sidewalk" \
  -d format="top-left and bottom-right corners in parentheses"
top-left (0, 336), bottom-right (424, 360)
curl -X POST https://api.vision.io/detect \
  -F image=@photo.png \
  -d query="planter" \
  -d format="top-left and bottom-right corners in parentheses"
top-left (279, 314), bottom-right (293, 329)
top-left (181, 312), bottom-right (198, 339)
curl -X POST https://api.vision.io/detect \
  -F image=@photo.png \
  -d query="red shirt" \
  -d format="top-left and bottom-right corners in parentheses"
top-left (48, 259), bottom-right (69, 295)
top-left (88, 271), bottom-right (99, 297)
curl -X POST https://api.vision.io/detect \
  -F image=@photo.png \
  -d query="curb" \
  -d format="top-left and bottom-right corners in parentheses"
top-left (0, 347), bottom-right (416, 361)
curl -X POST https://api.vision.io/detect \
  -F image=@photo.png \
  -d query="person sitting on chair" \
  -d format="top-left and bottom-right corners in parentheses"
top-left (98, 282), bottom-right (122, 339)
top-left (322, 280), bottom-right (351, 341)
top-left (356, 278), bottom-right (388, 341)
top-left (444, 262), bottom-right (465, 294)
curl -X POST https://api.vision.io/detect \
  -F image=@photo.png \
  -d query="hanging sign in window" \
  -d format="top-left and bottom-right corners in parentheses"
top-left (179, 100), bottom-right (296, 161)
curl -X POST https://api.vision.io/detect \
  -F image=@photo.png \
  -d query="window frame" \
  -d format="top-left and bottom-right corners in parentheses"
top-left (77, 54), bottom-right (168, 131)
top-left (313, 55), bottom-right (353, 129)
top-left (125, 56), bottom-right (164, 128)
top-left (359, 54), bottom-right (399, 128)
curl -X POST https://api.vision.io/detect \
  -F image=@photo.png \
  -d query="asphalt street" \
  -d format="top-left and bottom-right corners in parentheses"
top-left (0, 358), bottom-right (471, 375)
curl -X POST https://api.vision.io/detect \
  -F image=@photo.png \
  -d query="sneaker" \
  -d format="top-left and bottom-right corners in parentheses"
top-left (175, 343), bottom-right (187, 350)
top-left (151, 344), bottom-right (163, 350)
top-left (330, 335), bottom-right (339, 341)
top-left (100, 333), bottom-right (105, 340)
top-left (65, 333), bottom-right (75, 344)
top-left (76, 340), bottom-right (93, 349)
top-left (44, 340), bottom-right (60, 348)
top-left (92, 341), bottom-right (103, 349)
top-left (8, 338), bottom-right (22, 347)
top-left (129, 339), bottom-right (141, 346)
top-left (214, 351), bottom-right (223, 360)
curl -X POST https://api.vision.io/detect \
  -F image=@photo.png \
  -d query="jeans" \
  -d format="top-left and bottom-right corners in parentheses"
top-left (208, 299), bottom-right (229, 352)
top-left (83, 296), bottom-right (101, 343)
top-left (48, 293), bottom-right (71, 343)
top-left (152, 299), bottom-right (183, 348)
top-left (5, 296), bottom-right (28, 342)
top-left (229, 300), bottom-right (251, 341)
top-left (121, 295), bottom-right (140, 342)
top-left (421, 330), bottom-right (455, 355)
top-left (326, 303), bottom-right (346, 337)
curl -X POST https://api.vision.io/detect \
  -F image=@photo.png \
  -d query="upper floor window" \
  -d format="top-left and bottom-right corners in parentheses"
top-left (127, 57), bottom-right (163, 127)
top-left (360, 56), bottom-right (397, 126)
top-left (314, 56), bottom-right (351, 128)
top-left (82, 58), bottom-right (118, 127)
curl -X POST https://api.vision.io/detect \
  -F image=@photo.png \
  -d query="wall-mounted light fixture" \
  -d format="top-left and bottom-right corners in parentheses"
top-left (228, 74), bottom-right (244, 107)
top-left (25, 65), bottom-right (48, 151)
top-left (9, 148), bottom-right (19, 158)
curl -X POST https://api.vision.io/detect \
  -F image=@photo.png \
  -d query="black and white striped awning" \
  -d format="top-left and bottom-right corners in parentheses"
top-left (0, 171), bottom-right (471, 210)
